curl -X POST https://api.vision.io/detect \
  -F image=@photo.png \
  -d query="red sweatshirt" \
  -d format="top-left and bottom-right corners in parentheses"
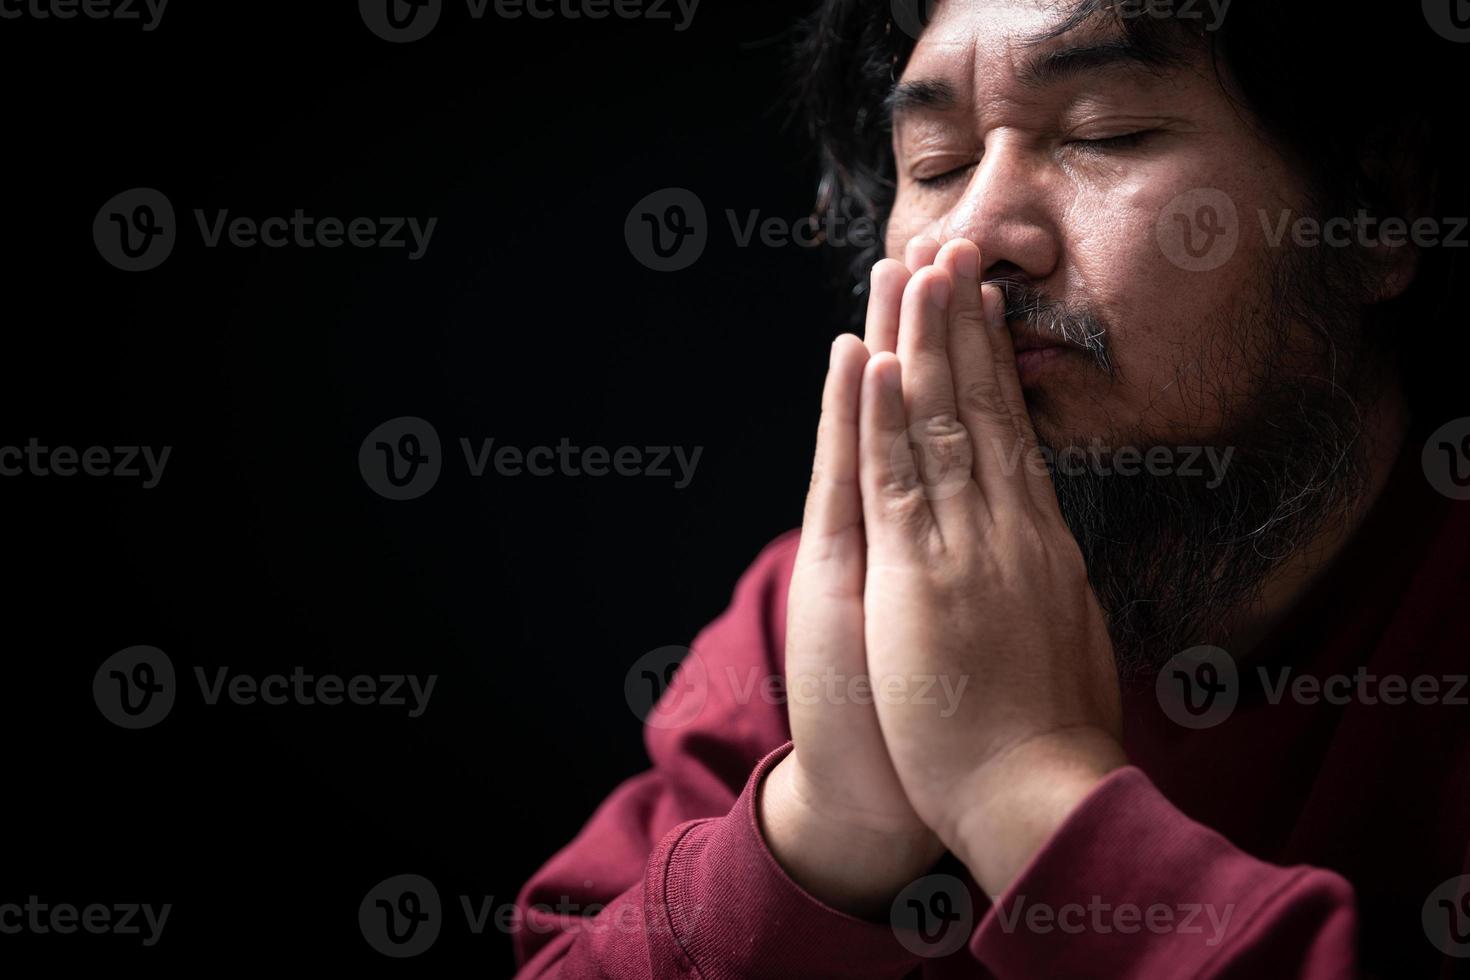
top-left (515, 445), bottom-right (1470, 978)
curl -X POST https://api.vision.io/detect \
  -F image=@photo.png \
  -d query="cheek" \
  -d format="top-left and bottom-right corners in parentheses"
top-left (884, 198), bottom-right (946, 260)
top-left (1060, 176), bottom-right (1277, 432)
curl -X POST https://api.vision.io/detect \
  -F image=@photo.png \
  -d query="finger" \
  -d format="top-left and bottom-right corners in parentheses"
top-left (864, 259), bottom-right (910, 356)
top-left (904, 236), bottom-right (941, 272)
top-left (858, 352), bottom-right (933, 554)
top-left (798, 333), bottom-right (870, 586)
top-left (790, 334), bottom-right (873, 704)
top-left (936, 240), bottom-right (1030, 512)
top-left (896, 264), bottom-right (976, 523)
top-left (982, 284), bottom-right (1064, 516)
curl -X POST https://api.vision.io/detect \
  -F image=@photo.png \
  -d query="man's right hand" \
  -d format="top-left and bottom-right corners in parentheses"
top-left (759, 247), bottom-right (947, 920)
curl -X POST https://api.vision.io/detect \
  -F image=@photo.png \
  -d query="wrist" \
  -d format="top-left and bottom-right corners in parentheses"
top-left (758, 754), bottom-right (945, 919)
top-left (943, 729), bottom-right (1126, 897)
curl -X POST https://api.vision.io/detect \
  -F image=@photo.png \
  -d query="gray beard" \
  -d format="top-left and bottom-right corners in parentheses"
top-left (1027, 243), bottom-right (1381, 682)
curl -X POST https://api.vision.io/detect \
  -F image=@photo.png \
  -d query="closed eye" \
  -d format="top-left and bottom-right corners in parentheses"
top-left (1066, 130), bottom-right (1155, 152)
top-left (913, 163), bottom-right (977, 189)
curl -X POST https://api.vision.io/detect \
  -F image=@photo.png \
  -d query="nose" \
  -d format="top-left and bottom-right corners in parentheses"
top-left (932, 132), bottom-right (1061, 285)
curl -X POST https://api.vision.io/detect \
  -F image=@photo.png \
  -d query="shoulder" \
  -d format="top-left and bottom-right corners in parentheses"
top-left (695, 529), bottom-right (802, 670)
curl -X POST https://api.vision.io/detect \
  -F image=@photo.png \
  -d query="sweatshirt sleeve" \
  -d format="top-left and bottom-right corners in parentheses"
top-left (968, 766), bottom-right (1359, 979)
top-left (513, 530), bottom-right (923, 979)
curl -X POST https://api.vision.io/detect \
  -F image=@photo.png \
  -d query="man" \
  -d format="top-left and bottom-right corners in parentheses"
top-left (517, 1), bottom-right (1470, 975)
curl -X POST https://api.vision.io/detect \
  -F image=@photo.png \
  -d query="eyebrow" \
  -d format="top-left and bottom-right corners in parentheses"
top-left (886, 37), bottom-right (1177, 122)
top-left (884, 78), bottom-right (960, 120)
top-left (1017, 38), bottom-right (1177, 87)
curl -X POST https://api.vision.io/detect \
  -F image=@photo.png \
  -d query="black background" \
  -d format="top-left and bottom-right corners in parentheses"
top-left (11, 1), bottom-right (1470, 975)
top-left (2, 0), bottom-right (838, 971)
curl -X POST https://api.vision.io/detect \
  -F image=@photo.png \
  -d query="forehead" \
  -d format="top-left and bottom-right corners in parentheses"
top-left (895, 0), bottom-right (1187, 112)
top-left (909, 0), bottom-right (1063, 61)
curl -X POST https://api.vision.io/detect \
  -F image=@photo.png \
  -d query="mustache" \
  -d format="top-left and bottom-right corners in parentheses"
top-left (984, 277), bottom-right (1114, 376)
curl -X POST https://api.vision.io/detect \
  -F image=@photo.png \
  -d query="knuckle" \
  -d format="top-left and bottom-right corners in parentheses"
top-left (879, 481), bottom-right (929, 529)
top-left (914, 412), bottom-right (969, 443)
top-left (951, 306), bottom-right (987, 331)
top-left (960, 379), bottom-right (1007, 416)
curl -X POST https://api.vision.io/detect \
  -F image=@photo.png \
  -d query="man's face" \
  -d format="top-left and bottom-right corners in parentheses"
top-left (882, 1), bottom-right (1403, 672)
top-left (885, 0), bottom-right (1310, 447)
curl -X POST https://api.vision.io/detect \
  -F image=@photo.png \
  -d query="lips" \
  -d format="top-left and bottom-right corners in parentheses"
top-left (1008, 328), bottom-right (1070, 354)
top-left (1008, 327), bottom-right (1073, 386)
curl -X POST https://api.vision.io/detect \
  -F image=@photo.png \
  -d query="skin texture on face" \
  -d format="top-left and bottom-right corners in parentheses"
top-left (879, 0), bottom-right (1411, 671)
top-left (884, 0), bottom-right (1322, 446)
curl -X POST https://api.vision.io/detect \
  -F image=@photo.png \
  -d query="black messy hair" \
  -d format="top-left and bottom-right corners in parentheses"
top-left (790, 0), bottom-right (1470, 421)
